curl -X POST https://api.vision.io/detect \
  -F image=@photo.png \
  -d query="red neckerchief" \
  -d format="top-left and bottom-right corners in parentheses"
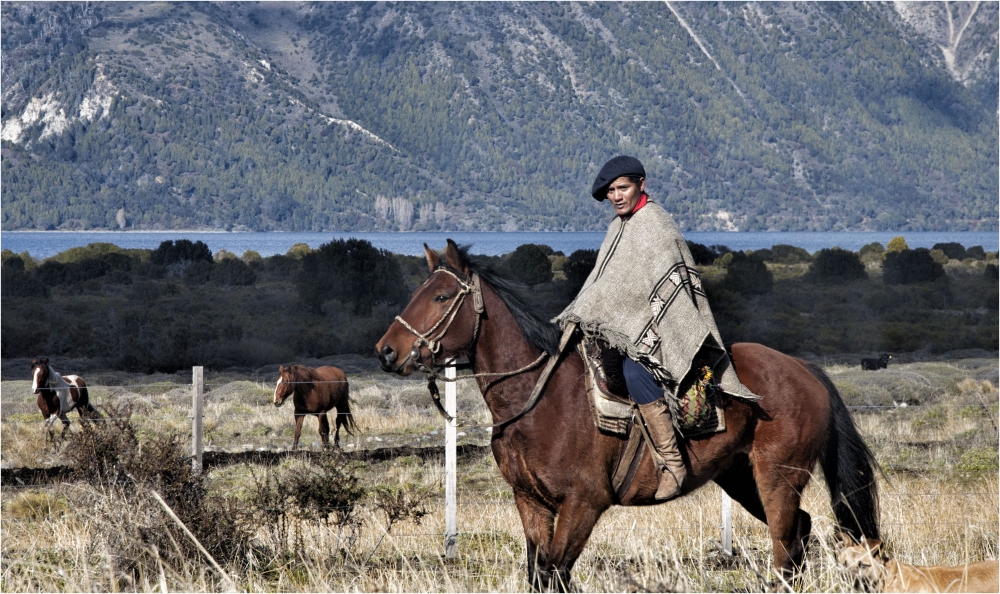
top-left (622, 192), bottom-right (648, 218)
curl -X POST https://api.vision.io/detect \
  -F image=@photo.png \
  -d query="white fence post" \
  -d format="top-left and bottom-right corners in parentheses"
top-left (445, 363), bottom-right (458, 558)
top-left (721, 491), bottom-right (733, 555)
top-left (192, 366), bottom-right (204, 474)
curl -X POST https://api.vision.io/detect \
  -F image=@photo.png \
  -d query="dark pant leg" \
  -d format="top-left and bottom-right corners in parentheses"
top-left (623, 358), bottom-right (663, 405)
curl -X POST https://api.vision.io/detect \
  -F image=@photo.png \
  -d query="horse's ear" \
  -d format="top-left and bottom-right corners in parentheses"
top-left (279, 365), bottom-right (286, 373)
top-left (41, 357), bottom-right (49, 365)
top-left (836, 532), bottom-right (856, 548)
top-left (867, 539), bottom-right (885, 559)
top-left (444, 239), bottom-right (467, 274)
top-left (424, 244), bottom-right (440, 273)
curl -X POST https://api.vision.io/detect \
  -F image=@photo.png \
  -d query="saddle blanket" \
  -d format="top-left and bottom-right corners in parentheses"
top-left (579, 336), bottom-right (726, 438)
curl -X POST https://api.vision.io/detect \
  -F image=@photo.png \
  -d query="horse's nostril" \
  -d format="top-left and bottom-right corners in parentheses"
top-left (380, 345), bottom-right (396, 364)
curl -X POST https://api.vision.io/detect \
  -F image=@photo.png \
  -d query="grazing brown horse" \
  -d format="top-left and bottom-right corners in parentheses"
top-left (273, 364), bottom-right (355, 450)
top-left (376, 240), bottom-right (880, 591)
top-left (31, 357), bottom-right (99, 441)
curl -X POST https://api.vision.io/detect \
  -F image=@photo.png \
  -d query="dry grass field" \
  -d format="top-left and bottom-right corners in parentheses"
top-left (2, 355), bottom-right (997, 592)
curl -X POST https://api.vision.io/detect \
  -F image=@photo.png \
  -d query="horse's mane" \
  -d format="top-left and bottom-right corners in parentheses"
top-left (446, 246), bottom-right (560, 355)
top-left (283, 364), bottom-right (318, 386)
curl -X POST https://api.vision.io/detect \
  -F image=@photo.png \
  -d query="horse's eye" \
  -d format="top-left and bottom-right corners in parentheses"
top-left (434, 294), bottom-right (450, 303)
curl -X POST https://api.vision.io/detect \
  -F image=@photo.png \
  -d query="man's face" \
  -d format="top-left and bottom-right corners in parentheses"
top-left (606, 176), bottom-right (645, 217)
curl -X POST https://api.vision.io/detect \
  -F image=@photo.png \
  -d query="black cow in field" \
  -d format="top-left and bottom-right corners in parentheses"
top-left (861, 353), bottom-right (892, 371)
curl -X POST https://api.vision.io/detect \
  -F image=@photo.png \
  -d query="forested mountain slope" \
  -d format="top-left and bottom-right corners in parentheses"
top-left (2, 2), bottom-right (996, 232)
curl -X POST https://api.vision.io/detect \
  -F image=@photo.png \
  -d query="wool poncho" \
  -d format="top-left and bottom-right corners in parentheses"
top-left (556, 202), bottom-right (758, 402)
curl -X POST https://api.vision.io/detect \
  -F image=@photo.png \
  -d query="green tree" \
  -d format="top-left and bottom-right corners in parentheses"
top-left (809, 248), bottom-right (867, 283)
top-left (723, 252), bottom-right (773, 295)
top-left (886, 236), bottom-right (909, 253)
top-left (503, 244), bottom-right (552, 286)
top-left (883, 249), bottom-right (945, 285)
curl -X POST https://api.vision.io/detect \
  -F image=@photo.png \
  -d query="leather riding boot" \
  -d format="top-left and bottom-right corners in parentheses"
top-left (637, 399), bottom-right (686, 501)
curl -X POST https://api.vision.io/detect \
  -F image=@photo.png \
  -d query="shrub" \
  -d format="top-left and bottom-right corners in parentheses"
top-left (723, 252), bottom-right (773, 295)
top-left (67, 403), bottom-right (253, 578)
top-left (286, 243), bottom-right (313, 259)
top-left (930, 249), bottom-right (949, 265)
top-left (184, 259), bottom-right (214, 284)
top-left (686, 241), bottom-right (719, 265)
top-left (859, 242), bottom-right (885, 265)
top-left (809, 248), bottom-right (867, 283)
top-left (985, 263), bottom-right (998, 280)
top-left (298, 239), bottom-right (407, 315)
top-left (212, 257), bottom-right (256, 286)
top-left (883, 248), bottom-right (945, 285)
top-left (503, 244), bottom-right (552, 286)
top-left (213, 249), bottom-right (238, 262)
top-left (768, 244), bottom-right (812, 264)
top-left (151, 239), bottom-right (213, 266)
top-left (966, 246), bottom-right (986, 260)
top-left (241, 250), bottom-right (262, 264)
top-left (931, 242), bottom-right (967, 260)
top-left (564, 249), bottom-right (597, 291)
top-left (886, 236), bottom-right (909, 253)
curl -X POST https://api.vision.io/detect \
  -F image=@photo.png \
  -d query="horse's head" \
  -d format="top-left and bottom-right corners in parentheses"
top-left (273, 365), bottom-right (296, 407)
top-left (31, 357), bottom-right (50, 394)
top-left (376, 240), bottom-right (482, 375)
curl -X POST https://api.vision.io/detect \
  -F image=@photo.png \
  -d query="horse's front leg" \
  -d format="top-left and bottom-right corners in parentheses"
top-left (292, 413), bottom-right (305, 451)
top-left (514, 493), bottom-right (556, 592)
top-left (546, 497), bottom-right (605, 592)
top-left (318, 413), bottom-right (331, 449)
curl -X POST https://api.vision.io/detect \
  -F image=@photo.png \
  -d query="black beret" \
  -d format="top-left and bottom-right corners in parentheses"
top-left (590, 156), bottom-right (646, 201)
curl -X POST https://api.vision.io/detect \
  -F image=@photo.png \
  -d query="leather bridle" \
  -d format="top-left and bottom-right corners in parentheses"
top-left (391, 266), bottom-right (571, 429)
top-left (393, 267), bottom-right (485, 374)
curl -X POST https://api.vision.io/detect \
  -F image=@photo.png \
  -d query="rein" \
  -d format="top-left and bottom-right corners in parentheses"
top-left (393, 267), bottom-right (575, 429)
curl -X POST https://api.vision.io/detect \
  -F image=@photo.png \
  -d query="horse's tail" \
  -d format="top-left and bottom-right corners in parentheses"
top-left (337, 380), bottom-right (356, 435)
top-left (805, 361), bottom-right (881, 540)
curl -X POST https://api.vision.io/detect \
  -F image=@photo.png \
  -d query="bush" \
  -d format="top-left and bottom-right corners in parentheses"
top-left (883, 248), bottom-right (946, 285)
top-left (931, 242), bottom-right (967, 260)
top-left (564, 249), bottom-right (597, 291)
top-left (151, 239), bottom-right (213, 266)
top-left (211, 257), bottom-right (256, 286)
top-left (66, 403), bottom-right (253, 579)
top-left (503, 244), bottom-right (552, 286)
top-left (768, 244), bottom-right (812, 264)
top-left (966, 246), bottom-right (986, 260)
top-left (809, 248), bottom-right (867, 283)
top-left (723, 252), bottom-right (773, 295)
top-left (184, 260), bottom-right (214, 284)
top-left (859, 242), bottom-right (885, 265)
top-left (686, 241), bottom-right (719, 265)
top-left (298, 239), bottom-right (408, 315)
top-left (886, 236), bottom-right (909, 253)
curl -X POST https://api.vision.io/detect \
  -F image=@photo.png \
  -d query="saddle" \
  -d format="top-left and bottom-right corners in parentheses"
top-left (577, 336), bottom-right (727, 439)
top-left (578, 335), bottom-right (727, 501)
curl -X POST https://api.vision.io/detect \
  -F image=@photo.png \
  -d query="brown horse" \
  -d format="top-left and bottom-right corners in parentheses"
top-left (376, 240), bottom-right (880, 591)
top-left (273, 364), bottom-right (355, 450)
top-left (31, 357), bottom-right (99, 442)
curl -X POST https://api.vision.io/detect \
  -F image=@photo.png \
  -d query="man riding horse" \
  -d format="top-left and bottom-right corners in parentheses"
top-left (556, 155), bottom-right (759, 501)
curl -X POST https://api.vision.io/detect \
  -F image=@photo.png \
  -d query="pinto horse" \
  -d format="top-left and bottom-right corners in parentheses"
top-left (273, 364), bottom-right (356, 450)
top-left (376, 240), bottom-right (880, 591)
top-left (31, 357), bottom-right (99, 441)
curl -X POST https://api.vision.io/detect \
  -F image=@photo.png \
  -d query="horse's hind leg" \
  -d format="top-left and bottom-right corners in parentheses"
top-left (514, 493), bottom-right (556, 592)
top-left (713, 453), bottom-right (768, 525)
top-left (318, 413), bottom-right (331, 449)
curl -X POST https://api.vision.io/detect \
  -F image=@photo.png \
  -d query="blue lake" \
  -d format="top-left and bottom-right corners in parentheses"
top-left (2, 230), bottom-right (997, 260)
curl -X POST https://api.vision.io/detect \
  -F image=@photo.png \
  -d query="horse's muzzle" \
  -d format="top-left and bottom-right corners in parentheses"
top-left (377, 344), bottom-right (415, 375)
